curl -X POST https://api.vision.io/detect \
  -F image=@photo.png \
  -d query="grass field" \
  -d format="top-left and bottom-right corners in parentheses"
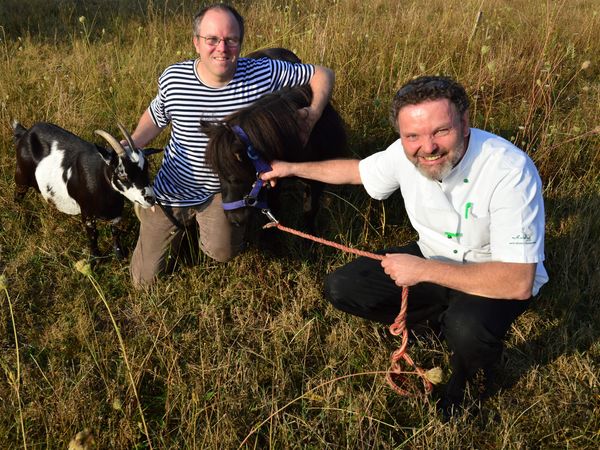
top-left (0, 0), bottom-right (599, 448)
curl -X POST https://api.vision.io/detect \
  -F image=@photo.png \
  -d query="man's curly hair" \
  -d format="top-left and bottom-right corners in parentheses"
top-left (389, 76), bottom-right (470, 132)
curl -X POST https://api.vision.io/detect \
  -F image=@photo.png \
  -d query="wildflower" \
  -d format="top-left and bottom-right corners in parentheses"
top-left (581, 60), bottom-right (591, 70)
top-left (78, 16), bottom-right (86, 24)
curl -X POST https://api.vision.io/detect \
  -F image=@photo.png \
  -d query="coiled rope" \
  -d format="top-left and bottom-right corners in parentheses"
top-left (264, 221), bottom-right (433, 396)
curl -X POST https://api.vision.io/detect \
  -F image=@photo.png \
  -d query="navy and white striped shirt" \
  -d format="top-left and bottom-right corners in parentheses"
top-left (148, 57), bottom-right (314, 207)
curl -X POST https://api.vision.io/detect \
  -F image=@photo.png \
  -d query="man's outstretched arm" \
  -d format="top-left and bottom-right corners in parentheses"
top-left (260, 159), bottom-right (362, 186)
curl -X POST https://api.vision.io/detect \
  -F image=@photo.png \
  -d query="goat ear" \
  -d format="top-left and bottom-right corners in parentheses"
top-left (96, 145), bottom-right (117, 166)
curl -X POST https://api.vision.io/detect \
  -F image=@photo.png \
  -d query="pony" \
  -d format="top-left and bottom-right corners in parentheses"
top-left (202, 48), bottom-right (348, 230)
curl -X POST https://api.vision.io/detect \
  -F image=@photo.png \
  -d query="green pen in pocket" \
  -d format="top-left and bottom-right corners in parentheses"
top-left (465, 202), bottom-right (473, 219)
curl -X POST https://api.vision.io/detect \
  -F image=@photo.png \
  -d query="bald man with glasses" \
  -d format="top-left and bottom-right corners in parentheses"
top-left (125, 3), bottom-right (335, 287)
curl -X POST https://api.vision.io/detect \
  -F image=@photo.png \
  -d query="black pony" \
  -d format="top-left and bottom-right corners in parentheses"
top-left (202, 48), bottom-right (348, 230)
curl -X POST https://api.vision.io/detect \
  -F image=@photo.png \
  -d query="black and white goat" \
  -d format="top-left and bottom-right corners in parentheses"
top-left (13, 121), bottom-right (155, 259)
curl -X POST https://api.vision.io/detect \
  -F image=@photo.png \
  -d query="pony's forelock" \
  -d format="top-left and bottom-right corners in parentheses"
top-left (203, 121), bottom-right (251, 181)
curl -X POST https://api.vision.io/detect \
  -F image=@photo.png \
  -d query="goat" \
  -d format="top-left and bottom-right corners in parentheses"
top-left (13, 121), bottom-right (156, 259)
top-left (203, 47), bottom-right (348, 231)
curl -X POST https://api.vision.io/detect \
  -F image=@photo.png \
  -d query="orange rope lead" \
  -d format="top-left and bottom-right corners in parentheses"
top-left (264, 221), bottom-right (433, 396)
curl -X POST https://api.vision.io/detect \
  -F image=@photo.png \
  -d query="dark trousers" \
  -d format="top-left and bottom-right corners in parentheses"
top-left (323, 242), bottom-right (530, 398)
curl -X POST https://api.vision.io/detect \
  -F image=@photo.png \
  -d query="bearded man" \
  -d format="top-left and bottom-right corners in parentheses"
top-left (260, 75), bottom-right (548, 419)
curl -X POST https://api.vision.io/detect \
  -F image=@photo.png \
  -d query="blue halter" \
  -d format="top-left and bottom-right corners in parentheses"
top-left (220, 126), bottom-right (277, 222)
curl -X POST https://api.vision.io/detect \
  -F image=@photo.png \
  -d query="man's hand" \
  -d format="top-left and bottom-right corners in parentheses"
top-left (381, 253), bottom-right (429, 287)
top-left (259, 160), bottom-right (294, 187)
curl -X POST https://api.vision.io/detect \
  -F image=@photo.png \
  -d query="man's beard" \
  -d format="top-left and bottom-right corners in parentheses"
top-left (415, 148), bottom-right (463, 181)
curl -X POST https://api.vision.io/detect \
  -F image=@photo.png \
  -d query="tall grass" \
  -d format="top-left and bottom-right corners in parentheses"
top-left (0, 0), bottom-right (598, 448)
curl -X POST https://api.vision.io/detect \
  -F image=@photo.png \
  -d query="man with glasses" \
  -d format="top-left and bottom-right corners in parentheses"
top-left (126, 3), bottom-right (334, 287)
top-left (260, 75), bottom-right (548, 419)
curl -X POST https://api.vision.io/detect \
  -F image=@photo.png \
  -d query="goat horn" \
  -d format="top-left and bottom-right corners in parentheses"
top-left (94, 129), bottom-right (126, 156)
top-left (117, 122), bottom-right (137, 155)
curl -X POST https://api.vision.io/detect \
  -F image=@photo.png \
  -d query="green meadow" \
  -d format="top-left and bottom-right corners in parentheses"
top-left (0, 0), bottom-right (598, 448)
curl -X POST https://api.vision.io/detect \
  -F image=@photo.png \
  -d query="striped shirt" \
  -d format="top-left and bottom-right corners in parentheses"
top-left (148, 57), bottom-right (315, 207)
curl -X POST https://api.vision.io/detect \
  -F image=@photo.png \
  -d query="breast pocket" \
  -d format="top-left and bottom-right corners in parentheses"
top-left (460, 210), bottom-right (491, 250)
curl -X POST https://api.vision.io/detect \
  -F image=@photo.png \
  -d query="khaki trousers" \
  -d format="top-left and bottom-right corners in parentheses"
top-left (130, 193), bottom-right (245, 288)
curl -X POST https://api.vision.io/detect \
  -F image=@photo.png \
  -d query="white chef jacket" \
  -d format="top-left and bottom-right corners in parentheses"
top-left (358, 128), bottom-right (548, 296)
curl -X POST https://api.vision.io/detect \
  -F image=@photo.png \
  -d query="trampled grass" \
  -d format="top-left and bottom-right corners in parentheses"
top-left (0, 0), bottom-right (598, 448)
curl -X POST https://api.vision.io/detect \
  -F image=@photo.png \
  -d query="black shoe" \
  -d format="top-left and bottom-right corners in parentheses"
top-left (479, 364), bottom-right (500, 400)
top-left (437, 394), bottom-right (464, 422)
top-left (436, 372), bottom-right (466, 422)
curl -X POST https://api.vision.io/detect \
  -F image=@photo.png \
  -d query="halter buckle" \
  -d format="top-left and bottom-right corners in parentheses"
top-left (262, 209), bottom-right (279, 223)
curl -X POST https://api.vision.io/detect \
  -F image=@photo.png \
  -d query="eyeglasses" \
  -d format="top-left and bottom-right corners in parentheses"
top-left (196, 35), bottom-right (240, 47)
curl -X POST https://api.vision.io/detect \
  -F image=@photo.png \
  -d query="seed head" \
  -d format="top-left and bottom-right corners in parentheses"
top-left (424, 367), bottom-right (443, 385)
top-left (74, 260), bottom-right (93, 277)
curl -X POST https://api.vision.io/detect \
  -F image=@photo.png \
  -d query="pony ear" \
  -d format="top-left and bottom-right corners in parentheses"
top-left (201, 120), bottom-right (243, 176)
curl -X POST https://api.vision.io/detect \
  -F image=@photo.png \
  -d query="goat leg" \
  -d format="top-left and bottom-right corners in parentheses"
top-left (14, 184), bottom-right (29, 202)
top-left (110, 218), bottom-right (126, 260)
top-left (82, 216), bottom-right (101, 258)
